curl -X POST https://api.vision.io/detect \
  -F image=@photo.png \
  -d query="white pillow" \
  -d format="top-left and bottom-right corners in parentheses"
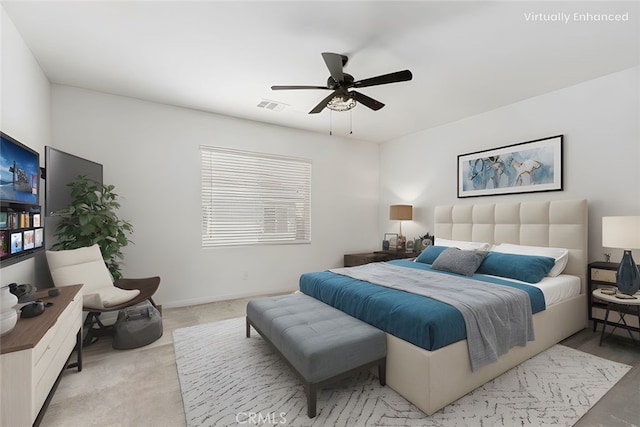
top-left (492, 243), bottom-right (569, 277)
top-left (435, 237), bottom-right (491, 251)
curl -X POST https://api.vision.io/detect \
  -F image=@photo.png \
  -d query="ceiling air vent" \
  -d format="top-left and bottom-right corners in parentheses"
top-left (257, 99), bottom-right (288, 112)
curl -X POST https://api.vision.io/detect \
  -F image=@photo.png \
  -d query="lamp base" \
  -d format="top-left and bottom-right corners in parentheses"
top-left (397, 235), bottom-right (406, 251)
top-left (617, 250), bottom-right (640, 295)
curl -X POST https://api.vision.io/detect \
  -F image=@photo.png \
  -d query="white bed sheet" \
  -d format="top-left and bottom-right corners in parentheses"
top-left (478, 273), bottom-right (581, 307)
top-left (534, 275), bottom-right (581, 306)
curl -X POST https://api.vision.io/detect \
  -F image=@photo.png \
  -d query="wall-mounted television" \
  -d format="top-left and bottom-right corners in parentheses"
top-left (1, 132), bottom-right (39, 205)
top-left (44, 146), bottom-right (103, 216)
top-left (0, 132), bottom-right (44, 267)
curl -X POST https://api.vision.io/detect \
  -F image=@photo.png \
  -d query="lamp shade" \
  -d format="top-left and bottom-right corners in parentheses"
top-left (390, 205), bottom-right (413, 221)
top-left (602, 216), bottom-right (640, 249)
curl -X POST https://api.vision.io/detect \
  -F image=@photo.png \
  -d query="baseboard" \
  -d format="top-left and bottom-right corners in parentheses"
top-left (160, 287), bottom-right (297, 309)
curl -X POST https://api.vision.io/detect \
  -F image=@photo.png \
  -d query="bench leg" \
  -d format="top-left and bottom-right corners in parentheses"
top-left (246, 317), bottom-right (250, 338)
top-left (378, 358), bottom-right (386, 386)
top-left (305, 382), bottom-right (317, 418)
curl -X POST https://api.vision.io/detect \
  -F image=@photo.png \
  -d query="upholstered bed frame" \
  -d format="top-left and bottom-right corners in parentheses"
top-left (385, 199), bottom-right (588, 415)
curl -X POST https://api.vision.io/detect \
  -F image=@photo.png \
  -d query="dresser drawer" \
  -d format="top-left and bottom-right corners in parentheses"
top-left (32, 325), bottom-right (78, 418)
top-left (33, 295), bottom-right (81, 366)
top-left (33, 296), bottom-right (81, 383)
top-left (591, 268), bottom-right (617, 284)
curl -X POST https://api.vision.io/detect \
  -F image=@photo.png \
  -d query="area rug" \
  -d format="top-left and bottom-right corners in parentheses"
top-left (173, 317), bottom-right (631, 427)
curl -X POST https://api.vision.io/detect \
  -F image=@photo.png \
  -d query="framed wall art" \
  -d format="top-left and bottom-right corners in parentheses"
top-left (458, 135), bottom-right (563, 198)
top-left (384, 233), bottom-right (398, 249)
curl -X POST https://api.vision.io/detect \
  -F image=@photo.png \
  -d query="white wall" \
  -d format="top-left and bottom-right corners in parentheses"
top-left (51, 86), bottom-right (380, 307)
top-left (380, 66), bottom-right (640, 263)
top-left (0, 7), bottom-right (51, 286)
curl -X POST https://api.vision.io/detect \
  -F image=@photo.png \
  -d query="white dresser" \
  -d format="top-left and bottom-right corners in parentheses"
top-left (1, 284), bottom-right (83, 426)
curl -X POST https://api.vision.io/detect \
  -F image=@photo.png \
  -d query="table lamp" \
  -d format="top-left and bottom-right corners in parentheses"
top-left (390, 205), bottom-right (412, 250)
top-left (602, 216), bottom-right (640, 295)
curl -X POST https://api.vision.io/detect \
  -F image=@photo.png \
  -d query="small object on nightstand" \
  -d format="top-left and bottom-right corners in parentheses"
top-left (382, 240), bottom-right (390, 251)
top-left (601, 288), bottom-right (616, 295)
top-left (48, 288), bottom-right (60, 297)
top-left (615, 293), bottom-right (637, 300)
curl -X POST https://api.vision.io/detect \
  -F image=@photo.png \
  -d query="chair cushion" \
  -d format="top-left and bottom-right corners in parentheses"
top-left (46, 244), bottom-right (107, 269)
top-left (49, 258), bottom-right (111, 290)
top-left (84, 286), bottom-right (141, 310)
top-left (46, 245), bottom-right (140, 309)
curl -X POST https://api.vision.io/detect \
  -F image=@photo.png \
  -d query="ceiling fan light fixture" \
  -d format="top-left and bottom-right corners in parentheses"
top-left (326, 95), bottom-right (356, 112)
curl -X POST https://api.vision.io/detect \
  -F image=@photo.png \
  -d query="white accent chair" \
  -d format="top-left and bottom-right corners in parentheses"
top-left (46, 244), bottom-right (160, 346)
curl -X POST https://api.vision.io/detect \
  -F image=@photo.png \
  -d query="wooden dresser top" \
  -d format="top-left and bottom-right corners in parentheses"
top-left (1, 284), bottom-right (82, 354)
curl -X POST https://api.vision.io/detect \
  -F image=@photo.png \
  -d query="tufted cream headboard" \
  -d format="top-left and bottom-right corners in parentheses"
top-left (434, 199), bottom-right (588, 292)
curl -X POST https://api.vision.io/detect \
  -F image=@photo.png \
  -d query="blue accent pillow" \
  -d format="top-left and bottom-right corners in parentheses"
top-left (415, 245), bottom-right (448, 265)
top-left (477, 252), bottom-right (555, 283)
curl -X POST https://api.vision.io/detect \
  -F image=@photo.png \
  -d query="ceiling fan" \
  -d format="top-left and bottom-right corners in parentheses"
top-left (271, 52), bottom-right (413, 114)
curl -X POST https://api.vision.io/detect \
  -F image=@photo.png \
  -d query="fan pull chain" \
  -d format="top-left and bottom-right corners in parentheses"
top-left (350, 110), bottom-right (353, 134)
top-left (329, 110), bottom-right (333, 136)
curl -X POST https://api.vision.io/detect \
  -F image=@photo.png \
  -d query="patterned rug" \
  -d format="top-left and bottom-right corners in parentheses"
top-left (173, 317), bottom-right (630, 427)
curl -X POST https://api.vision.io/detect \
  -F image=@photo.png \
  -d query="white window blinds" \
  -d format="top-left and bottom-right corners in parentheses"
top-left (201, 146), bottom-right (311, 247)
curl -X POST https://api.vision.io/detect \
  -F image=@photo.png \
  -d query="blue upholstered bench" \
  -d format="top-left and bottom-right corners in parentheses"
top-left (246, 293), bottom-right (387, 418)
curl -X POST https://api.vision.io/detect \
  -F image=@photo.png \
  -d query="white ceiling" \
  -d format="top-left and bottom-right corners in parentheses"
top-left (3, 1), bottom-right (639, 143)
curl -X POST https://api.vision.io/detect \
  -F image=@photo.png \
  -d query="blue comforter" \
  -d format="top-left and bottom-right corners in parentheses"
top-left (299, 259), bottom-right (545, 351)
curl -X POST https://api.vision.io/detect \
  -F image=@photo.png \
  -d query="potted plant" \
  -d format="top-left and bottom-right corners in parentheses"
top-left (52, 175), bottom-right (133, 280)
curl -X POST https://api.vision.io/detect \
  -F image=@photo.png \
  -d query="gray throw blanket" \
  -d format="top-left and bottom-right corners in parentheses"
top-left (329, 263), bottom-right (534, 371)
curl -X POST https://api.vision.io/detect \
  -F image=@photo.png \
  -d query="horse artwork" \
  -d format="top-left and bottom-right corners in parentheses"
top-left (457, 135), bottom-right (563, 198)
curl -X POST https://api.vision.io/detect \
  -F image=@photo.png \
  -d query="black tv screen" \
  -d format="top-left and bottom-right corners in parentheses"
top-left (0, 132), bottom-right (40, 205)
top-left (45, 146), bottom-right (103, 216)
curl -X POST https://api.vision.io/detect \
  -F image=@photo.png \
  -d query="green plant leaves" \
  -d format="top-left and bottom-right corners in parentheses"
top-left (52, 175), bottom-right (133, 280)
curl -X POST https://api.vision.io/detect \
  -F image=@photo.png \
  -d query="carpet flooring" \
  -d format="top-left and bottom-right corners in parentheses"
top-left (173, 317), bottom-right (631, 427)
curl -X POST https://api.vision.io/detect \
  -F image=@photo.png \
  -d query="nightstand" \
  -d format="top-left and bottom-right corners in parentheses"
top-left (344, 250), bottom-right (417, 267)
top-left (588, 261), bottom-right (640, 336)
top-left (592, 288), bottom-right (640, 346)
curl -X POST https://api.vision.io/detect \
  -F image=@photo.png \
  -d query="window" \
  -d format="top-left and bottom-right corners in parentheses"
top-left (201, 146), bottom-right (311, 247)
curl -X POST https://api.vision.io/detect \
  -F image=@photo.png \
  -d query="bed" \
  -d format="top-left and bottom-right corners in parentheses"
top-left (299, 199), bottom-right (588, 415)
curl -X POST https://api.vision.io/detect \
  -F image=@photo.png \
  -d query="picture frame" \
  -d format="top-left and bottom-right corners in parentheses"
top-left (23, 229), bottom-right (35, 250)
top-left (34, 228), bottom-right (44, 248)
top-left (10, 231), bottom-right (22, 254)
top-left (457, 135), bottom-right (563, 198)
top-left (0, 231), bottom-right (8, 258)
top-left (384, 233), bottom-right (398, 249)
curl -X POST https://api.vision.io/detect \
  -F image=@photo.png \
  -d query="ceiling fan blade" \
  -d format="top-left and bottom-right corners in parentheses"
top-left (271, 85), bottom-right (330, 90)
top-left (350, 91), bottom-right (385, 111)
top-left (353, 70), bottom-right (413, 88)
top-left (309, 90), bottom-right (339, 114)
top-left (321, 52), bottom-right (347, 83)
